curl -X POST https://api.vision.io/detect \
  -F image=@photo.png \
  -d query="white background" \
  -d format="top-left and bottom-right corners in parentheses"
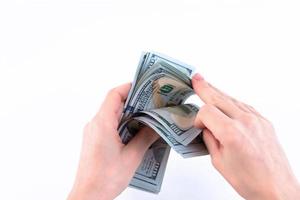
top-left (0, 0), bottom-right (300, 199)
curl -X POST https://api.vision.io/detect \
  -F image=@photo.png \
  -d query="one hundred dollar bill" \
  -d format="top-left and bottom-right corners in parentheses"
top-left (118, 52), bottom-right (208, 193)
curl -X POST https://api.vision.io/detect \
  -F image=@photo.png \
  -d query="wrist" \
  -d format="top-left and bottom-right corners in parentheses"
top-left (68, 180), bottom-right (114, 200)
top-left (244, 176), bottom-right (300, 200)
top-left (255, 178), bottom-right (300, 200)
top-left (274, 179), bottom-right (300, 200)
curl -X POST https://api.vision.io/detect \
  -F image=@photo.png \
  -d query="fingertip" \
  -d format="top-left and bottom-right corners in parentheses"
top-left (192, 73), bottom-right (204, 81)
top-left (118, 82), bottom-right (132, 94)
top-left (96, 82), bottom-right (132, 127)
top-left (124, 82), bottom-right (132, 89)
top-left (192, 73), bottom-right (206, 96)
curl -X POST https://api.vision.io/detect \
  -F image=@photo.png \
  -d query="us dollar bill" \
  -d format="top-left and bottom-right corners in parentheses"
top-left (139, 104), bottom-right (202, 146)
top-left (118, 52), bottom-right (208, 193)
top-left (129, 139), bottom-right (170, 193)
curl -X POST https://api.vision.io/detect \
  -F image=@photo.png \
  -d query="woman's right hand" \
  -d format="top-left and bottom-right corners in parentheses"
top-left (192, 73), bottom-right (300, 200)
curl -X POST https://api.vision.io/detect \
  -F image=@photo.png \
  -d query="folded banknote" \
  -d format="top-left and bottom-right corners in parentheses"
top-left (118, 52), bottom-right (208, 193)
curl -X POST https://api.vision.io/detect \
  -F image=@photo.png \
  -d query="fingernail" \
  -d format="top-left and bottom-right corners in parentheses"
top-left (193, 73), bottom-right (204, 81)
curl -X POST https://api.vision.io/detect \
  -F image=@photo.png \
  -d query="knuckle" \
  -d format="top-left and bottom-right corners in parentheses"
top-left (201, 104), bottom-right (215, 113)
top-left (247, 104), bottom-right (255, 111)
top-left (223, 122), bottom-right (242, 146)
top-left (241, 113), bottom-right (259, 128)
top-left (202, 82), bottom-right (212, 91)
top-left (209, 92), bottom-right (224, 105)
top-left (198, 104), bottom-right (215, 119)
top-left (248, 105), bottom-right (260, 115)
top-left (225, 133), bottom-right (241, 147)
top-left (264, 119), bottom-right (274, 130)
top-left (224, 120), bottom-right (238, 132)
top-left (230, 96), bottom-right (239, 103)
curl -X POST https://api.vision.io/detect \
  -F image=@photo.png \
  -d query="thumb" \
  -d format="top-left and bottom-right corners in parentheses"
top-left (191, 73), bottom-right (205, 98)
top-left (122, 127), bottom-right (160, 165)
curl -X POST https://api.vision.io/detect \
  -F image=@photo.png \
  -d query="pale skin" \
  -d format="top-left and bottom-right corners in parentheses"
top-left (68, 74), bottom-right (300, 200)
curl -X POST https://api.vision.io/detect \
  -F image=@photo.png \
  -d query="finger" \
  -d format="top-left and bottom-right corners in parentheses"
top-left (230, 98), bottom-right (253, 113)
top-left (194, 104), bottom-right (233, 141)
top-left (96, 83), bottom-right (131, 127)
top-left (122, 127), bottom-right (159, 166)
top-left (244, 104), bottom-right (268, 121)
top-left (203, 129), bottom-right (220, 157)
top-left (210, 83), bottom-right (262, 117)
top-left (192, 74), bottom-right (244, 119)
top-left (209, 84), bottom-right (250, 112)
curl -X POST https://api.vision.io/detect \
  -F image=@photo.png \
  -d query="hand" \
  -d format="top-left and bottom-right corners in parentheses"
top-left (192, 74), bottom-right (300, 200)
top-left (68, 83), bottom-right (159, 200)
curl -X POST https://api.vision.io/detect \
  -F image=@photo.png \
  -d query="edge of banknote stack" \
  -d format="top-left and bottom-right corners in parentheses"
top-left (118, 51), bottom-right (208, 194)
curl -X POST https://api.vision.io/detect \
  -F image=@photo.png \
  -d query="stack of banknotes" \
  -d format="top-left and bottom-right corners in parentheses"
top-left (118, 52), bottom-right (208, 193)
